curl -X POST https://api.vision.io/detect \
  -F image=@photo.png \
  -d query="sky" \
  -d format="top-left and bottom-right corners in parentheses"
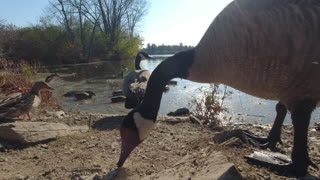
top-left (0, 0), bottom-right (232, 47)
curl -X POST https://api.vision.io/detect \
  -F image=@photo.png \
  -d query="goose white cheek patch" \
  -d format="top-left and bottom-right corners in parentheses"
top-left (134, 112), bottom-right (155, 141)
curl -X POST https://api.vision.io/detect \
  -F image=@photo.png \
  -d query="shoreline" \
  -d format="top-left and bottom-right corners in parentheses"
top-left (0, 109), bottom-right (319, 179)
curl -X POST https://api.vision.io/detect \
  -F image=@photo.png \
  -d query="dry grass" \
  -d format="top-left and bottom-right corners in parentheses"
top-left (0, 58), bottom-right (59, 108)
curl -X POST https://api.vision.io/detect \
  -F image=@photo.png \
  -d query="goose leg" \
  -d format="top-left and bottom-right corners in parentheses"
top-left (290, 99), bottom-right (317, 176)
top-left (244, 102), bottom-right (287, 150)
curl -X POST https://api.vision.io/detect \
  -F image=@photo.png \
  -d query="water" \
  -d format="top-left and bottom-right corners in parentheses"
top-left (40, 56), bottom-right (320, 124)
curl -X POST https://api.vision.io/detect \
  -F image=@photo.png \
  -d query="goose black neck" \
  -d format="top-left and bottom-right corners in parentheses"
top-left (135, 54), bottom-right (142, 70)
top-left (138, 49), bottom-right (195, 120)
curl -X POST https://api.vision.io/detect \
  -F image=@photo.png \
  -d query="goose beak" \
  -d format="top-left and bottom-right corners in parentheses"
top-left (117, 127), bottom-right (141, 167)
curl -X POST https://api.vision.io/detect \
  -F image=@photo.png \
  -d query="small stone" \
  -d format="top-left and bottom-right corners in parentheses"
top-left (93, 162), bottom-right (100, 167)
top-left (146, 170), bottom-right (154, 175)
top-left (111, 142), bottom-right (118, 151)
top-left (87, 144), bottom-right (96, 148)
top-left (41, 144), bottom-right (49, 149)
top-left (16, 175), bottom-right (24, 180)
top-left (0, 158), bottom-right (8, 162)
top-left (33, 155), bottom-right (40, 159)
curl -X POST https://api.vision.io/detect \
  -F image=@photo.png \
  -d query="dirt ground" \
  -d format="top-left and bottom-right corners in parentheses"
top-left (0, 109), bottom-right (319, 180)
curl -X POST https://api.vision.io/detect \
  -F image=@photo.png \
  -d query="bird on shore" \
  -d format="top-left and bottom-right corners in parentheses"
top-left (122, 52), bottom-right (153, 109)
top-left (0, 81), bottom-right (53, 120)
top-left (45, 73), bottom-right (61, 83)
top-left (117, 0), bottom-right (320, 177)
top-left (63, 90), bottom-right (96, 100)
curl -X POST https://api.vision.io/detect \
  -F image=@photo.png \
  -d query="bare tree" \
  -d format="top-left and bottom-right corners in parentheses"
top-left (46, 0), bottom-right (148, 60)
top-left (49, 0), bottom-right (75, 41)
top-left (124, 0), bottom-right (147, 37)
top-left (96, 0), bottom-right (147, 43)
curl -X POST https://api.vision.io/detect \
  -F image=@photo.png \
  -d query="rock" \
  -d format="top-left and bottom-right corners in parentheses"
top-left (220, 137), bottom-right (245, 147)
top-left (41, 144), bottom-right (49, 149)
top-left (81, 173), bottom-right (101, 180)
top-left (102, 168), bottom-right (129, 180)
top-left (111, 96), bottom-right (126, 103)
top-left (46, 110), bottom-right (68, 119)
top-left (0, 158), bottom-right (8, 162)
top-left (213, 129), bottom-right (248, 144)
top-left (0, 122), bottom-right (89, 144)
top-left (167, 108), bottom-right (190, 116)
top-left (112, 90), bottom-right (123, 96)
top-left (141, 151), bottom-right (243, 180)
top-left (245, 151), bottom-right (291, 166)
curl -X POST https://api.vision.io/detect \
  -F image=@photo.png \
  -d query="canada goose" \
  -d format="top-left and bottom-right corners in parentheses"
top-left (0, 81), bottom-right (53, 120)
top-left (122, 52), bottom-right (153, 109)
top-left (45, 73), bottom-right (61, 83)
top-left (117, 0), bottom-right (320, 176)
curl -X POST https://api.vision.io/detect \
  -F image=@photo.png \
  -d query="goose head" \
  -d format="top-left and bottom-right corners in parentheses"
top-left (117, 110), bottom-right (155, 167)
top-left (45, 73), bottom-right (61, 83)
top-left (135, 52), bottom-right (154, 70)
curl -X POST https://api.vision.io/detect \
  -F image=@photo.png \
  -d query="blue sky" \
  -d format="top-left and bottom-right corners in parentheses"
top-left (0, 0), bottom-right (232, 46)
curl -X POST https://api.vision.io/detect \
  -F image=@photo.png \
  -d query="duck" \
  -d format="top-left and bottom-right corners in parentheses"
top-left (63, 90), bottom-right (96, 100)
top-left (0, 81), bottom-right (53, 120)
top-left (122, 52), bottom-right (154, 109)
top-left (117, 0), bottom-right (320, 177)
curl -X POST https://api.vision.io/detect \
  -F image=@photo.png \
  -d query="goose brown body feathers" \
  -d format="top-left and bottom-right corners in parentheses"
top-left (118, 0), bottom-right (320, 176)
top-left (190, 0), bottom-right (320, 105)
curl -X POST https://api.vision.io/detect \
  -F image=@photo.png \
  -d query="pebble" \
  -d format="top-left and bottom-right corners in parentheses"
top-left (0, 158), bottom-right (8, 162)
top-left (87, 144), bottom-right (96, 148)
top-left (16, 175), bottom-right (24, 180)
top-left (41, 144), bottom-right (49, 149)
top-left (93, 162), bottom-right (100, 167)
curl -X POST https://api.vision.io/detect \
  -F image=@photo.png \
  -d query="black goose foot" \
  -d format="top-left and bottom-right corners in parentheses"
top-left (282, 158), bottom-right (318, 177)
top-left (243, 130), bottom-right (282, 151)
top-left (292, 156), bottom-right (319, 177)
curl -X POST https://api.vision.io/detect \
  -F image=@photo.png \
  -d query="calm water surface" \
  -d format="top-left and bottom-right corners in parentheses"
top-left (40, 55), bottom-right (320, 124)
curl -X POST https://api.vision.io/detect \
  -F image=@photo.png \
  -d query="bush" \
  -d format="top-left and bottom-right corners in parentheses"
top-left (189, 84), bottom-right (232, 128)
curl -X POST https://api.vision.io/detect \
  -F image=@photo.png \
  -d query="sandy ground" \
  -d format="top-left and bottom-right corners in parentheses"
top-left (0, 109), bottom-right (320, 180)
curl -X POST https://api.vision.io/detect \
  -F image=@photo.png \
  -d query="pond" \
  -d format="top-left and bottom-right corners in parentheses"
top-left (39, 55), bottom-right (320, 124)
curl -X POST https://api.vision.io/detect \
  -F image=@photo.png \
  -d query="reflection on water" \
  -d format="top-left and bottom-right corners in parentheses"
top-left (40, 56), bottom-right (320, 124)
